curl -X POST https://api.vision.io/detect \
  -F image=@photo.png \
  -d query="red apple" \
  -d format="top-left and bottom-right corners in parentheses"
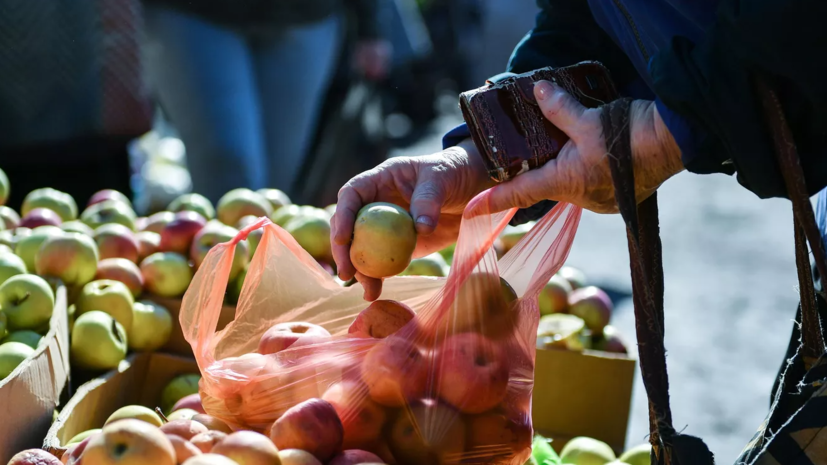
top-left (160, 211), bottom-right (207, 255)
top-left (144, 211), bottom-right (175, 234)
top-left (437, 332), bottom-right (509, 414)
top-left (140, 252), bottom-right (193, 297)
top-left (166, 434), bottom-right (202, 464)
top-left (321, 381), bottom-right (387, 448)
top-left (465, 412), bottom-right (532, 458)
top-left (258, 322), bottom-right (330, 354)
top-left (88, 189), bottom-right (132, 208)
top-left (20, 208), bottom-right (62, 228)
top-left (35, 232), bottom-right (99, 288)
top-left (268, 398), bottom-right (344, 462)
top-left (190, 431), bottom-right (228, 453)
top-left (7, 449), bottom-right (62, 465)
top-left (172, 393), bottom-right (206, 414)
top-left (538, 274), bottom-right (573, 315)
top-left (592, 325), bottom-right (628, 354)
top-left (0, 206), bottom-right (21, 229)
top-left (137, 231), bottom-right (161, 261)
top-left (568, 286), bottom-right (613, 336)
top-left (389, 399), bottom-right (465, 465)
top-left (348, 300), bottom-right (416, 339)
top-left (434, 273), bottom-right (518, 340)
top-left (94, 223), bottom-right (140, 262)
top-left (192, 414), bottom-right (233, 434)
top-left (189, 222), bottom-right (248, 280)
top-left (160, 419), bottom-right (209, 440)
top-left (61, 435), bottom-right (94, 465)
top-left (211, 431), bottom-right (280, 465)
top-left (95, 258), bottom-right (144, 298)
top-left (361, 336), bottom-right (428, 407)
top-left (328, 450), bottom-right (383, 465)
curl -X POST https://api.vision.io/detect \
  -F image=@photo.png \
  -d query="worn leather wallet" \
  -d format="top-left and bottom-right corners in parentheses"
top-left (459, 61), bottom-right (619, 183)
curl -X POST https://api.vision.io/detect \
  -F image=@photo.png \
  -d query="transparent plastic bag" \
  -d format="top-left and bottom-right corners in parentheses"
top-left (181, 191), bottom-right (581, 464)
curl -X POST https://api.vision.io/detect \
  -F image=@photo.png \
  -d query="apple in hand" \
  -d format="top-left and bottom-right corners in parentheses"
top-left (96, 258), bottom-right (144, 297)
top-left (211, 431), bottom-right (280, 465)
top-left (140, 252), bottom-right (193, 297)
top-left (143, 211), bottom-right (175, 234)
top-left (437, 332), bottom-right (509, 414)
top-left (71, 310), bottom-right (127, 370)
top-left (348, 300), bottom-right (416, 339)
top-left (76, 279), bottom-right (135, 331)
top-left (168, 193), bottom-right (215, 221)
top-left (0, 206), bottom-right (20, 230)
top-left (0, 251), bottom-right (26, 286)
top-left (88, 189), bottom-right (132, 209)
top-left (83, 419), bottom-right (175, 465)
top-left (137, 231), bottom-right (161, 261)
top-left (94, 223), bottom-right (140, 262)
top-left (322, 381), bottom-right (387, 449)
top-left (389, 399), bottom-right (465, 465)
top-left (22, 187), bottom-right (78, 221)
top-left (20, 207), bottom-right (63, 229)
top-left (216, 188), bottom-right (272, 227)
top-left (14, 225), bottom-right (63, 272)
top-left (160, 211), bottom-right (207, 255)
top-left (568, 286), bottom-right (613, 336)
top-left (361, 336), bottom-right (428, 406)
top-left (269, 398), bottom-right (344, 462)
top-left (0, 274), bottom-right (55, 330)
top-left (81, 199), bottom-right (138, 230)
top-left (190, 222), bottom-right (248, 280)
top-left (35, 232), bottom-right (100, 288)
top-left (128, 300), bottom-right (173, 352)
top-left (538, 274), bottom-right (573, 315)
top-left (258, 322), bottom-right (330, 354)
top-left (6, 449), bottom-right (62, 465)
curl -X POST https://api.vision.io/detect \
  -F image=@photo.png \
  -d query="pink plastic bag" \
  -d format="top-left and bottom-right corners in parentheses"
top-left (181, 191), bottom-right (581, 464)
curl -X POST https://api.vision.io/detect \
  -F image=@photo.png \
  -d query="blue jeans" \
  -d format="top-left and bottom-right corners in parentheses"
top-left (143, 6), bottom-right (343, 203)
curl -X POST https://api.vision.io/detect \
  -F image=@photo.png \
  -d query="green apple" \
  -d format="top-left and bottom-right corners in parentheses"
top-left (88, 189), bottom-right (132, 209)
top-left (168, 193), bottom-right (216, 220)
top-left (270, 204), bottom-right (301, 226)
top-left (438, 243), bottom-right (456, 265)
top-left (538, 274), bottom-right (573, 315)
top-left (499, 222), bottom-right (534, 253)
top-left (76, 280), bottom-right (135, 332)
top-left (80, 199), bottom-right (137, 231)
top-left (71, 310), bottom-right (127, 370)
top-left (400, 252), bottom-right (448, 277)
top-left (558, 266), bottom-right (588, 290)
top-left (0, 206), bottom-right (20, 229)
top-left (0, 167), bottom-right (9, 206)
top-left (140, 252), bottom-right (192, 298)
top-left (61, 220), bottom-right (95, 236)
top-left (0, 251), bottom-right (26, 286)
top-left (21, 187), bottom-right (78, 221)
top-left (105, 405), bottom-right (164, 427)
top-left (161, 373), bottom-right (201, 414)
top-left (618, 443), bottom-right (650, 465)
top-left (0, 274), bottom-right (55, 330)
top-left (14, 225), bottom-right (63, 272)
top-left (216, 188), bottom-right (272, 226)
top-left (256, 188), bottom-right (291, 212)
top-left (190, 222), bottom-right (248, 280)
top-left (67, 429), bottom-right (102, 445)
top-left (128, 301), bottom-right (172, 352)
top-left (0, 341), bottom-right (35, 380)
top-left (560, 437), bottom-right (616, 465)
top-left (35, 232), bottom-right (99, 288)
top-left (284, 211), bottom-right (331, 261)
top-left (3, 330), bottom-right (42, 349)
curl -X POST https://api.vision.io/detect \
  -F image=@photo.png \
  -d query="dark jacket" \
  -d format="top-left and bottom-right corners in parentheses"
top-left (445, 0), bottom-right (827, 223)
top-left (142, 0), bottom-right (380, 39)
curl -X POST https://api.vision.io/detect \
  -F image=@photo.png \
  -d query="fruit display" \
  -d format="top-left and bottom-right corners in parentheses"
top-left (524, 434), bottom-right (651, 465)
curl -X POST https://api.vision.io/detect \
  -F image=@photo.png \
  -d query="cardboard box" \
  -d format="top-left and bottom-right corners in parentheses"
top-left (532, 348), bottom-right (636, 455)
top-left (43, 352), bottom-right (199, 457)
top-left (0, 285), bottom-right (69, 464)
top-left (143, 295), bottom-right (236, 357)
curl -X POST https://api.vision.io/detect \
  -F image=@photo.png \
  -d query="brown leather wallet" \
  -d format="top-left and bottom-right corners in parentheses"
top-left (459, 61), bottom-right (620, 183)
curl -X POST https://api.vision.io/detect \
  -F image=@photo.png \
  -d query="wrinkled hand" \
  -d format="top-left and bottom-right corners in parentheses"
top-left (483, 80), bottom-right (684, 214)
top-left (353, 39), bottom-right (392, 81)
top-left (332, 139), bottom-right (493, 301)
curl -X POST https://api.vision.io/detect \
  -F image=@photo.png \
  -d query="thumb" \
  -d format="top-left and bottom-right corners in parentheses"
top-left (481, 165), bottom-right (559, 215)
top-left (409, 175), bottom-right (446, 235)
top-left (534, 80), bottom-right (587, 138)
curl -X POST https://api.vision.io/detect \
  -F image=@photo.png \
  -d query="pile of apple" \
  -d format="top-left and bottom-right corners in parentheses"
top-left (529, 434), bottom-right (650, 465)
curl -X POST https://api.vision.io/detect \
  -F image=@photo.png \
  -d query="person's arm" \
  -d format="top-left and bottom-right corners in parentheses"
top-left (650, 0), bottom-right (827, 199)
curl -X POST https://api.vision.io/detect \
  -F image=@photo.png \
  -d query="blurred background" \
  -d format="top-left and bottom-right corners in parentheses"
top-left (0, 0), bottom-right (799, 461)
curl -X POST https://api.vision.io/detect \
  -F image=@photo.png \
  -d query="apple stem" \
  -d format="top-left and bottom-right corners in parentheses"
top-left (13, 292), bottom-right (31, 306)
top-left (111, 319), bottom-right (124, 344)
top-left (155, 407), bottom-right (170, 423)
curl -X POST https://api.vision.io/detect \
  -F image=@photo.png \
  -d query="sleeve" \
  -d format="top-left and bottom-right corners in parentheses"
top-left (649, 0), bottom-right (827, 198)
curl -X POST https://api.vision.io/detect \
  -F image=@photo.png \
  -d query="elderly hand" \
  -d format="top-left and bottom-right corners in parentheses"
top-left (482, 80), bottom-right (685, 214)
top-left (331, 138), bottom-right (493, 300)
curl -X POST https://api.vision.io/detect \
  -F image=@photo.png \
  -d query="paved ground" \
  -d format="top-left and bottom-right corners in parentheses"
top-left (392, 111), bottom-right (800, 462)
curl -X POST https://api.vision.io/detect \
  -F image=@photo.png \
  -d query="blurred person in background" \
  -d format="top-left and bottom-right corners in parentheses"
top-left (0, 0), bottom-right (151, 209)
top-left (141, 0), bottom-right (389, 203)
top-left (330, 0), bottom-right (827, 301)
